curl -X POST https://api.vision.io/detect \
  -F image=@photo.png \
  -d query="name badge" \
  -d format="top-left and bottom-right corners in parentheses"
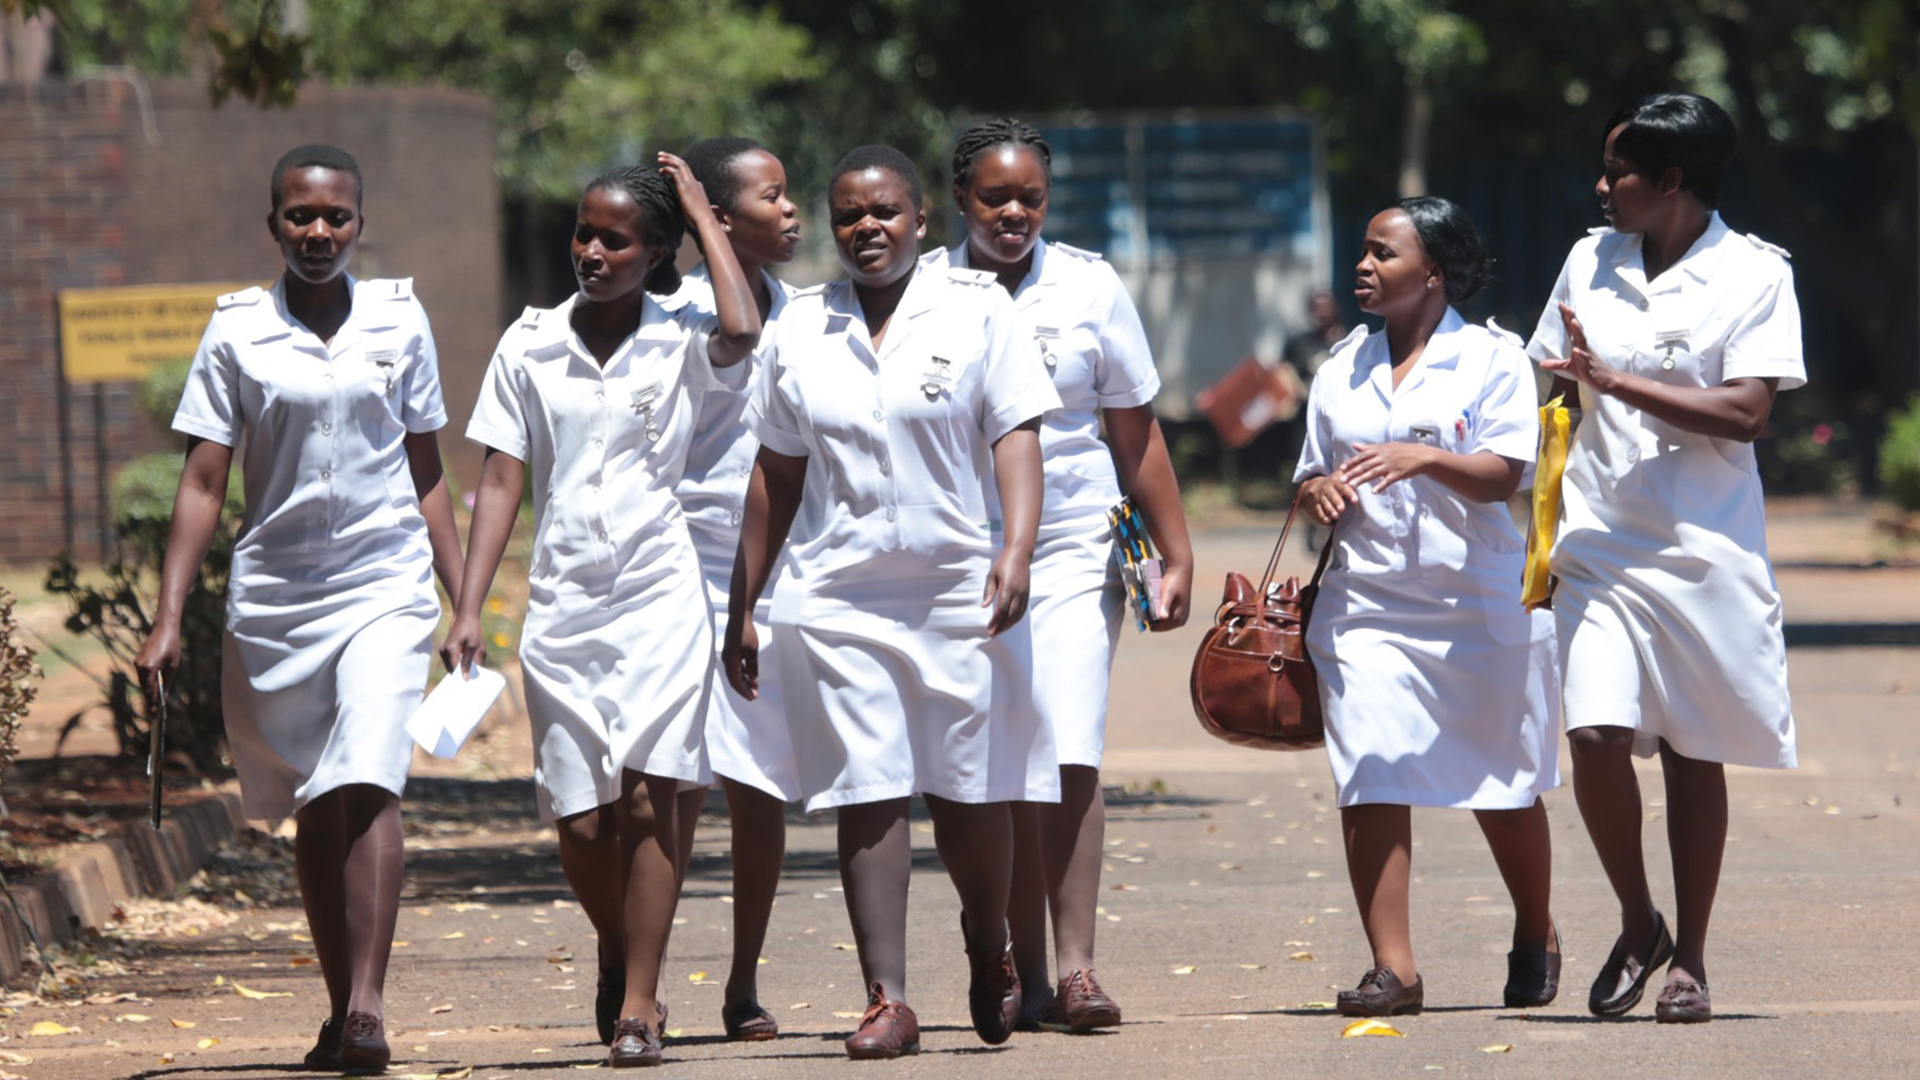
top-left (1652, 328), bottom-right (1688, 371)
top-left (366, 349), bottom-right (400, 395)
top-left (921, 356), bottom-right (954, 398)
top-left (1409, 423), bottom-right (1441, 446)
top-left (631, 381), bottom-right (664, 440)
top-left (1034, 326), bottom-right (1061, 372)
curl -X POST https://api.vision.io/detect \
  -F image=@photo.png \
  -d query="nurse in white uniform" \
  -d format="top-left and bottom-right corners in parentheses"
top-left (135, 145), bottom-right (465, 1074)
top-left (723, 146), bottom-right (1059, 1059)
top-left (1295, 197), bottom-right (1560, 1019)
top-left (658, 135), bottom-right (803, 1043)
top-left (1527, 92), bottom-right (1803, 1025)
top-left (938, 118), bottom-right (1194, 1032)
top-left (442, 154), bottom-right (761, 1068)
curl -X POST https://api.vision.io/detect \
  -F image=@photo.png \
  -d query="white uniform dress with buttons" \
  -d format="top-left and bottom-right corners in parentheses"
top-left (746, 264), bottom-right (1064, 812)
top-left (172, 276), bottom-right (447, 821)
top-left (467, 294), bottom-right (743, 821)
top-left (659, 264), bottom-right (805, 800)
top-left (932, 240), bottom-right (1159, 768)
top-left (1526, 214), bottom-right (1803, 768)
top-left (1293, 312), bottom-right (1560, 808)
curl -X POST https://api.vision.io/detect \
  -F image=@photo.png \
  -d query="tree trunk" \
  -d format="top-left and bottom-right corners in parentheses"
top-left (1398, 76), bottom-right (1431, 199)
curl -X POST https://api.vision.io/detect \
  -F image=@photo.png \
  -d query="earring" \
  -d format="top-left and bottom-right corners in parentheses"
top-left (1426, 279), bottom-right (1437, 289)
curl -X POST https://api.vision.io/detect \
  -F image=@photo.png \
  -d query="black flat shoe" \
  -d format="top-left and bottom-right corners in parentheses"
top-left (1505, 925), bottom-right (1562, 1008)
top-left (1589, 911), bottom-right (1674, 1017)
top-left (301, 1015), bottom-right (343, 1071)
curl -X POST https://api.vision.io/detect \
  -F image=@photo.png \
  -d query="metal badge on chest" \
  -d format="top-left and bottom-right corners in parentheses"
top-left (1034, 326), bottom-right (1061, 372)
top-left (921, 356), bottom-right (953, 399)
top-left (631, 381), bottom-right (663, 440)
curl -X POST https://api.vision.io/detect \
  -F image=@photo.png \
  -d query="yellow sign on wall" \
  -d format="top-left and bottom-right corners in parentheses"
top-left (58, 283), bottom-right (261, 383)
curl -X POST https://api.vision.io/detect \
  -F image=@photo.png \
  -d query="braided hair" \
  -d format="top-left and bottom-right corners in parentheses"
top-left (585, 164), bottom-right (687, 295)
top-left (950, 119), bottom-right (1051, 193)
top-left (829, 145), bottom-right (924, 210)
top-left (271, 143), bottom-right (363, 209)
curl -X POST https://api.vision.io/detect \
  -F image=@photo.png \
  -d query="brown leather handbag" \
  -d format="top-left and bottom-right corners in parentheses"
top-left (1189, 494), bottom-right (1335, 750)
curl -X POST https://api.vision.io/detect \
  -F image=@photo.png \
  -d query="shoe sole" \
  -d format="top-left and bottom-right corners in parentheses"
top-left (1336, 1003), bottom-right (1423, 1018)
top-left (1654, 1004), bottom-right (1711, 1024)
top-left (847, 1041), bottom-right (920, 1060)
top-left (1068, 1009), bottom-right (1123, 1031)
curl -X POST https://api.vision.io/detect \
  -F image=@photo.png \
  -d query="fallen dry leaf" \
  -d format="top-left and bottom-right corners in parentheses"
top-left (197, 1037), bottom-right (220, 1049)
top-left (116, 1013), bottom-right (153, 1023)
top-left (688, 971), bottom-right (710, 982)
top-left (441, 931), bottom-right (466, 940)
top-left (789, 1002), bottom-right (810, 1010)
top-left (232, 982), bottom-right (292, 1000)
top-left (28, 1021), bottom-right (75, 1036)
top-left (430, 1004), bottom-right (454, 1014)
top-left (1341, 1019), bottom-right (1405, 1038)
top-left (437, 1068), bottom-right (474, 1079)
top-left (1171, 964), bottom-right (1197, 975)
top-left (1482, 1044), bottom-right (1514, 1053)
top-left (1289, 951), bottom-right (1315, 962)
top-left (1299, 1001), bottom-right (1336, 1009)
top-left (1238, 963), bottom-right (1267, 970)
top-left (0, 1069), bottom-right (25, 1080)
top-left (290, 956), bottom-right (316, 966)
top-left (169, 1018), bottom-right (197, 1029)
top-left (830, 943), bottom-right (857, 951)
top-left (0, 1052), bottom-right (31, 1065)
top-left (831, 1010), bottom-right (864, 1019)
top-left (663, 1028), bottom-right (683, 1038)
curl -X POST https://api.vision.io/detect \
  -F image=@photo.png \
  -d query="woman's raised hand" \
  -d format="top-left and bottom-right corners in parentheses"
top-left (1538, 301), bottom-right (1623, 394)
top-left (657, 151), bottom-right (715, 224)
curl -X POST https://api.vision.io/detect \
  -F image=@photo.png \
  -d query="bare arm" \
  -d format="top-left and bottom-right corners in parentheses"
top-left (404, 430), bottom-right (464, 603)
top-left (440, 448), bottom-right (524, 673)
top-left (659, 150), bottom-right (761, 368)
top-left (1540, 301), bottom-right (1777, 442)
top-left (1104, 403), bottom-right (1192, 630)
top-left (1339, 443), bottom-right (1526, 504)
top-left (133, 437), bottom-right (233, 696)
top-left (985, 419), bottom-right (1043, 636)
top-left (724, 447), bottom-right (807, 698)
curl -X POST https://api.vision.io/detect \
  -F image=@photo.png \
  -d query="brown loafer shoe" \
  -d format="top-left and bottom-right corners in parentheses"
top-left (1337, 967), bottom-right (1424, 1017)
top-left (336, 1011), bottom-right (389, 1074)
top-left (1654, 976), bottom-right (1711, 1024)
top-left (608, 1016), bottom-right (663, 1068)
top-left (1589, 911), bottom-right (1674, 1017)
top-left (1050, 969), bottom-right (1122, 1031)
top-left (722, 998), bottom-right (779, 1041)
top-left (1504, 926), bottom-right (1562, 1008)
top-left (845, 982), bottom-right (920, 1060)
top-left (302, 1015), bottom-right (343, 1071)
top-left (962, 918), bottom-right (1021, 1045)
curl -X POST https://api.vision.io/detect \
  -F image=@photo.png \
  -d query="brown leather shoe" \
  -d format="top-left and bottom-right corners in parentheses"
top-left (962, 920), bottom-right (1021, 1045)
top-left (301, 1015), bottom-right (343, 1071)
top-left (722, 998), bottom-right (779, 1041)
top-left (607, 1016), bottom-right (663, 1068)
top-left (336, 1011), bottom-right (389, 1073)
top-left (1654, 976), bottom-right (1711, 1024)
top-left (1048, 969), bottom-right (1122, 1031)
top-left (1337, 967), bottom-right (1424, 1017)
top-left (845, 982), bottom-right (920, 1060)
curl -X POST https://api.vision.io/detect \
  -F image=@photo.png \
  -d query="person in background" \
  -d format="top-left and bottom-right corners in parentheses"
top-left (135, 144), bottom-right (465, 1073)
top-left (940, 117), bottom-right (1193, 1032)
top-left (1296, 196), bottom-right (1561, 1019)
top-left (1528, 91), bottom-right (1803, 1025)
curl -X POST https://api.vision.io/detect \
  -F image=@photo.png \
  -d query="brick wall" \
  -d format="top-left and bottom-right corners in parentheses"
top-left (0, 78), bottom-right (500, 564)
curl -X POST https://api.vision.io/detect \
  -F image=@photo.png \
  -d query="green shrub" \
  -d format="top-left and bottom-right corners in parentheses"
top-left (1879, 396), bottom-right (1920, 513)
top-left (0, 588), bottom-right (38, 783)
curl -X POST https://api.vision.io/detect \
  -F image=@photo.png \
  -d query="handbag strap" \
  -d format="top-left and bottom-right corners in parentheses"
top-left (1258, 490), bottom-right (1339, 599)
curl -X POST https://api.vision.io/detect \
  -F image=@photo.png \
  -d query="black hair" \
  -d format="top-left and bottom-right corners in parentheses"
top-left (1603, 92), bottom-right (1738, 208)
top-left (270, 144), bottom-right (362, 210)
top-left (1393, 196), bottom-right (1492, 305)
top-left (681, 136), bottom-right (768, 256)
top-left (584, 164), bottom-right (687, 295)
top-left (950, 118), bottom-right (1052, 192)
top-left (829, 145), bottom-right (924, 210)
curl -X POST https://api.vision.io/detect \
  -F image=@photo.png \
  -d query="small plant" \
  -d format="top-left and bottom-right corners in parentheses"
top-left (0, 587), bottom-right (39, 784)
top-left (1878, 395), bottom-right (1920, 514)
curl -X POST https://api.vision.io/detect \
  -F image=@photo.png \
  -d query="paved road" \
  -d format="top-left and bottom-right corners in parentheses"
top-left (9, 515), bottom-right (1919, 1079)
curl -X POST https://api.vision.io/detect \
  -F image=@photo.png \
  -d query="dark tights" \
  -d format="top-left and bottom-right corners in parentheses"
top-left (554, 771), bottom-right (684, 1026)
top-left (294, 784), bottom-right (404, 1022)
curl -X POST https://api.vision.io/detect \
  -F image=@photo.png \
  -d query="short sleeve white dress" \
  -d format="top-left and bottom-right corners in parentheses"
top-left (173, 276), bottom-right (447, 821)
top-left (1293, 312), bottom-right (1560, 808)
top-left (1525, 214), bottom-right (1803, 768)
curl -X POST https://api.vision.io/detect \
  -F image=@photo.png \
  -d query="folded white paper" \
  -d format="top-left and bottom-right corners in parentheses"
top-left (406, 665), bottom-right (507, 759)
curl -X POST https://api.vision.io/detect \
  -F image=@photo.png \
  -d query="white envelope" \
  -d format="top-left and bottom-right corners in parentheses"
top-left (406, 665), bottom-right (507, 759)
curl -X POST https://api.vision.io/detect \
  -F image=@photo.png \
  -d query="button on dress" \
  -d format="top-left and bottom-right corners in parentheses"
top-left (172, 277), bottom-right (447, 821)
top-left (745, 265), bottom-right (1064, 811)
top-left (932, 240), bottom-right (1160, 768)
top-left (1526, 214), bottom-right (1804, 768)
top-left (1293, 312), bottom-right (1560, 808)
top-left (467, 295), bottom-right (742, 820)
top-left (660, 265), bottom-right (805, 801)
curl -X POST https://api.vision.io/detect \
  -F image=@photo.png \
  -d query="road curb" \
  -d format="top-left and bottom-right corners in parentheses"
top-left (0, 792), bottom-right (245, 985)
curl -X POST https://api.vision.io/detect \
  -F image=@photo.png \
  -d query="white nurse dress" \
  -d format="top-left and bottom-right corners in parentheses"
top-left (745, 263), bottom-right (1064, 812)
top-left (1293, 312), bottom-right (1560, 809)
top-left (1526, 215), bottom-right (1803, 769)
top-left (660, 264), bottom-right (804, 801)
top-left (932, 240), bottom-right (1160, 768)
top-left (467, 294), bottom-right (742, 821)
top-left (172, 276), bottom-right (447, 821)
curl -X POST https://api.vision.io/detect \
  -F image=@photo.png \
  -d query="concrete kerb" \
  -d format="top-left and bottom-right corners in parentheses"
top-left (0, 792), bottom-right (245, 985)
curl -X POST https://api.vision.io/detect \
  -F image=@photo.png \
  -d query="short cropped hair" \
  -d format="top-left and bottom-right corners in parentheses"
top-left (1394, 196), bottom-right (1492, 305)
top-left (830, 145), bottom-right (924, 209)
top-left (1603, 92), bottom-right (1738, 208)
top-left (270, 144), bottom-right (363, 210)
top-left (584, 164), bottom-right (687, 295)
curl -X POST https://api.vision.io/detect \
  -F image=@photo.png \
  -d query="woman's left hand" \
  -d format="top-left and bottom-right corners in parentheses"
top-left (1339, 441), bottom-right (1436, 493)
top-left (1148, 560), bottom-right (1192, 631)
top-left (657, 151), bottom-right (714, 223)
top-left (1538, 301), bottom-right (1625, 394)
top-left (983, 551), bottom-right (1031, 637)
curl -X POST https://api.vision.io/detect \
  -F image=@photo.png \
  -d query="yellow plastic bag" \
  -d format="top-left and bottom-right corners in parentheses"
top-left (1521, 394), bottom-right (1570, 610)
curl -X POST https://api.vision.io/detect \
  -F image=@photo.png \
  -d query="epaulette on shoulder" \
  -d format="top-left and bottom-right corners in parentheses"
top-left (1744, 233), bottom-right (1791, 260)
top-left (790, 282), bottom-right (830, 299)
top-left (215, 286), bottom-right (265, 310)
top-left (517, 305), bottom-right (546, 330)
top-left (946, 266), bottom-right (997, 288)
top-left (1329, 324), bottom-right (1369, 357)
top-left (372, 277), bottom-right (414, 300)
top-left (1586, 226), bottom-right (1615, 237)
top-left (1483, 316), bottom-right (1523, 348)
top-left (1049, 241), bottom-right (1104, 262)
